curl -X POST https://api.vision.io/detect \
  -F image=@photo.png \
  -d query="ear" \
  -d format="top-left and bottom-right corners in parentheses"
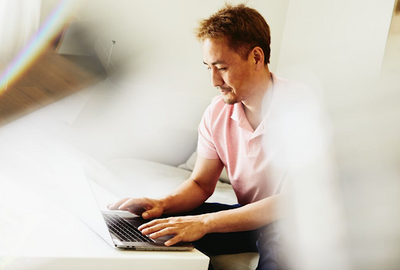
top-left (251, 47), bottom-right (265, 70)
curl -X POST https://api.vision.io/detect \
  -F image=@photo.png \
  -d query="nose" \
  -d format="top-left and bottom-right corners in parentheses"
top-left (211, 69), bottom-right (224, 88)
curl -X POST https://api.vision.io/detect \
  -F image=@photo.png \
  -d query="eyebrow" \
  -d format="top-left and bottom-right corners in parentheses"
top-left (203, 60), bottom-right (227, 66)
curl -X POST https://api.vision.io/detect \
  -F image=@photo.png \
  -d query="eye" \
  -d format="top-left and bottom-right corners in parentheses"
top-left (218, 67), bottom-right (227, 71)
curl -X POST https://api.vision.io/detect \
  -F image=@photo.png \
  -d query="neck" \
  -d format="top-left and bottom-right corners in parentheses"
top-left (242, 70), bottom-right (273, 130)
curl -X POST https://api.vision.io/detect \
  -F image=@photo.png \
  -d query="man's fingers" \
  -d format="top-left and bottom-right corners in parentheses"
top-left (108, 197), bottom-right (164, 219)
top-left (108, 198), bottom-right (150, 215)
top-left (139, 218), bottom-right (169, 230)
top-left (142, 208), bottom-right (159, 219)
top-left (138, 216), bottom-right (206, 246)
top-left (107, 198), bottom-right (130, 210)
top-left (141, 222), bottom-right (169, 235)
top-left (139, 219), bottom-right (161, 231)
top-left (165, 235), bottom-right (182, 247)
top-left (148, 227), bottom-right (176, 240)
top-left (119, 198), bottom-right (143, 210)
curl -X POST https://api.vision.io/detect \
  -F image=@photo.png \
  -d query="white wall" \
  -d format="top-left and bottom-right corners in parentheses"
top-left (75, 0), bottom-right (289, 85)
top-left (275, 1), bottom-right (399, 269)
top-left (44, 0), bottom-right (290, 165)
top-left (0, 0), bottom-right (41, 78)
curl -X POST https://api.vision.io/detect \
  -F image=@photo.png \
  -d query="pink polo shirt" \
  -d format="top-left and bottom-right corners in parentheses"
top-left (197, 74), bottom-right (319, 205)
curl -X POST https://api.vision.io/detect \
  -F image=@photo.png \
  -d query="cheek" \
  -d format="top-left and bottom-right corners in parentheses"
top-left (226, 72), bottom-right (245, 90)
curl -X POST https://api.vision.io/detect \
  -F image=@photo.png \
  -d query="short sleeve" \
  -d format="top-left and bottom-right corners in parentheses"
top-left (197, 103), bottom-right (220, 160)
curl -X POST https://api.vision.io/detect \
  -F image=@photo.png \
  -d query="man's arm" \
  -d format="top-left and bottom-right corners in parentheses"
top-left (138, 193), bottom-right (283, 246)
top-left (205, 179), bottom-right (288, 233)
top-left (108, 156), bottom-right (224, 219)
top-left (160, 156), bottom-right (224, 214)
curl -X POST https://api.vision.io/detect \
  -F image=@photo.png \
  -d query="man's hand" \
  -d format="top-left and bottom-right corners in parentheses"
top-left (138, 215), bottom-right (209, 246)
top-left (108, 197), bottom-right (164, 219)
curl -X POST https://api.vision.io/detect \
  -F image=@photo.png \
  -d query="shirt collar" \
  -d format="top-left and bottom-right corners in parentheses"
top-left (230, 73), bottom-right (282, 134)
top-left (231, 102), bottom-right (254, 133)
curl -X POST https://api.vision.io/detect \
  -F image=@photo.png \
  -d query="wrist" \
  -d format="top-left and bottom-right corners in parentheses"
top-left (202, 213), bottom-right (217, 234)
top-left (158, 195), bottom-right (173, 214)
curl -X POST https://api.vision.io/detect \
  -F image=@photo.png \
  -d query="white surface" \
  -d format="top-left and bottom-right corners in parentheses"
top-left (275, 1), bottom-right (397, 270)
top-left (0, 178), bottom-right (208, 269)
top-left (0, 0), bottom-right (41, 66)
top-left (105, 158), bottom-right (238, 205)
top-left (0, 119), bottom-right (209, 270)
top-left (0, 187), bottom-right (208, 270)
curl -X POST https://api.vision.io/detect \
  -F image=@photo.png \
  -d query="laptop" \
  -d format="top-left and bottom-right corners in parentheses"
top-left (100, 211), bottom-right (193, 250)
top-left (77, 165), bottom-right (194, 251)
top-left (14, 141), bottom-right (193, 251)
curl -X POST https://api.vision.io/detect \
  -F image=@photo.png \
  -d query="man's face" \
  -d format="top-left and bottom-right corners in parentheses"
top-left (202, 38), bottom-right (256, 105)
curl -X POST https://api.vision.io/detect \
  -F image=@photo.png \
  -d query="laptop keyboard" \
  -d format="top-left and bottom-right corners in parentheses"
top-left (103, 214), bottom-right (154, 243)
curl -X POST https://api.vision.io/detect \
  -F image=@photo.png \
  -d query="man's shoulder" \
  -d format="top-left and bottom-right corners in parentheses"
top-left (274, 75), bottom-right (313, 97)
top-left (273, 74), bottom-right (320, 110)
top-left (266, 74), bottom-right (324, 132)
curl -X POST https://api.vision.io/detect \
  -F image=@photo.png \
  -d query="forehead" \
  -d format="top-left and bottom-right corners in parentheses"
top-left (202, 38), bottom-right (243, 65)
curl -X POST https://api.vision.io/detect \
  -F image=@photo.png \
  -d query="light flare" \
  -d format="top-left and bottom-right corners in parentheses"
top-left (0, 0), bottom-right (77, 95)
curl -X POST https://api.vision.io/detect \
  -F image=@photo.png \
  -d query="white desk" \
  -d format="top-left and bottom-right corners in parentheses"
top-left (0, 104), bottom-right (209, 270)
top-left (0, 172), bottom-right (209, 270)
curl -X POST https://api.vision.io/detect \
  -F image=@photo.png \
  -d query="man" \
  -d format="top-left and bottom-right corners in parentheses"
top-left (109, 4), bottom-right (288, 269)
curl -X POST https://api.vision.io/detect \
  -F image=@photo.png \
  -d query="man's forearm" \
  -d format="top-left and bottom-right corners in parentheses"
top-left (159, 178), bottom-right (213, 215)
top-left (203, 194), bottom-right (281, 233)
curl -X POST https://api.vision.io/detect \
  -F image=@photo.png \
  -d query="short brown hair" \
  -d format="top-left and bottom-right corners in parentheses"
top-left (195, 3), bottom-right (271, 64)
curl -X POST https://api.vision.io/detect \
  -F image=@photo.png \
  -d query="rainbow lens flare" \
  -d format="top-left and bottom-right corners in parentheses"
top-left (0, 0), bottom-right (77, 95)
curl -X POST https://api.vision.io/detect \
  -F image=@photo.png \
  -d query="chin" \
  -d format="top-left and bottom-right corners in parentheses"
top-left (222, 95), bottom-right (239, 105)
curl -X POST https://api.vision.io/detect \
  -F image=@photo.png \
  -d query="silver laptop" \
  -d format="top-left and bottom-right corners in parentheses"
top-left (77, 165), bottom-right (194, 251)
top-left (17, 143), bottom-right (193, 251)
top-left (100, 211), bottom-right (193, 250)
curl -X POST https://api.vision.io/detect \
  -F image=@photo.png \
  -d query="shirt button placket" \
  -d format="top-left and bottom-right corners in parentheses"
top-left (247, 138), bottom-right (257, 157)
